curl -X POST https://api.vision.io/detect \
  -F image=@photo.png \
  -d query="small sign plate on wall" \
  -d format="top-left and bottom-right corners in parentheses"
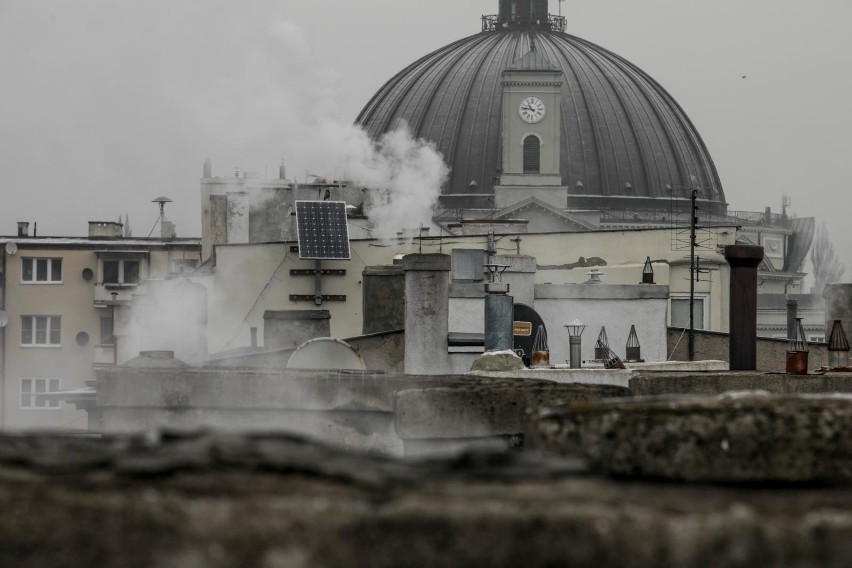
top-left (513, 321), bottom-right (532, 336)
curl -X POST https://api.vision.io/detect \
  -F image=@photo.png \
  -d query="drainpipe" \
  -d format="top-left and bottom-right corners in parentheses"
top-left (0, 249), bottom-right (6, 429)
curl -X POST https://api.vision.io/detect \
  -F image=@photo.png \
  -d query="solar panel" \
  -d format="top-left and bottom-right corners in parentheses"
top-left (295, 201), bottom-right (351, 260)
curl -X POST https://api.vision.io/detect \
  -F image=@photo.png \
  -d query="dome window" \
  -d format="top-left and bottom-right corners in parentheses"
top-left (523, 135), bottom-right (540, 174)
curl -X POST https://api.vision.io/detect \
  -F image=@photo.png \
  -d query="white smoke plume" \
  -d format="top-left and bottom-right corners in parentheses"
top-left (317, 121), bottom-right (449, 238)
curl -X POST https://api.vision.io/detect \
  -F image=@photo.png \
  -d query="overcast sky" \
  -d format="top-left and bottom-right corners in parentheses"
top-left (1, 0), bottom-right (850, 271)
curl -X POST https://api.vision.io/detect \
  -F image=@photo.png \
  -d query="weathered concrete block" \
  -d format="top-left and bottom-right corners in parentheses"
top-left (361, 265), bottom-right (404, 335)
top-left (395, 382), bottom-right (630, 440)
top-left (469, 350), bottom-right (524, 372)
top-left (530, 392), bottom-right (852, 483)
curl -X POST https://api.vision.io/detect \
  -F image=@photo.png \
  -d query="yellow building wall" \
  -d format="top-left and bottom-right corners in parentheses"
top-left (1, 243), bottom-right (201, 431)
top-left (208, 227), bottom-right (737, 354)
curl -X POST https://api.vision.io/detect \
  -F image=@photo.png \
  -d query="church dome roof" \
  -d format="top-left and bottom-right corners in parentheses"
top-left (356, 14), bottom-right (725, 213)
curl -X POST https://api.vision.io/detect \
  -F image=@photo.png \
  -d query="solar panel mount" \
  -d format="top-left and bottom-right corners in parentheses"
top-left (295, 201), bottom-right (351, 260)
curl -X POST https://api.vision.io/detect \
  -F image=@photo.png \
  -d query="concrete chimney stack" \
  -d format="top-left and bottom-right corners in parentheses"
top-left (17, 222), bottom-right (29, 237)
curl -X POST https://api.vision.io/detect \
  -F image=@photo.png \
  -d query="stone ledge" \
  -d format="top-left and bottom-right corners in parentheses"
top-left (530, 392), bottom-right (852, 484)
top-left (7, 431), bottom-right (852, 567)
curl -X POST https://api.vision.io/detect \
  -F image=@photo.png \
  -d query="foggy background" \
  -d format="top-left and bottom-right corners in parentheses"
top-left (1, 0), bottom-right (850, 276)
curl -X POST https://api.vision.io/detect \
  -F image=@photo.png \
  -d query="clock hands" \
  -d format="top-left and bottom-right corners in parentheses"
top-left (519, 97), bottom-right (544, 122)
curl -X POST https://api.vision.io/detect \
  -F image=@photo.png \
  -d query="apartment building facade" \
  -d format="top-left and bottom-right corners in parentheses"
top-left (0, 221), bottom-right (201, 430)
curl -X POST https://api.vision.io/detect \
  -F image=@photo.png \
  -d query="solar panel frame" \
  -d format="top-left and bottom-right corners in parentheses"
top-left (295, 201), bottom-right (351, 260)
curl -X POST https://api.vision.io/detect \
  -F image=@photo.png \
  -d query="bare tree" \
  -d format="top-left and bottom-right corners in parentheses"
top-left (810, 223), bottom-right (846, 294)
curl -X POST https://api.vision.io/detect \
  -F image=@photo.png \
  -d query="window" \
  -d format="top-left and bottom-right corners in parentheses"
top-left (21, 257), bottom-right (62, 283)
top-left (21, 315), bottom-right (61, 346)
top-left (103, 259), bottom-right (140, 285)
top-left (670, 297), bottom-right (706, 330)
top-left (452, 249), bottom-right (485, 282)
top-left (523, 135), bottom-right (540, 174)
top-left (100, 317), bottom-right (115, 346)
top-left (20, 378), bottom-right (61, 410)
top-left (171, 259), bottom-right (198, 274)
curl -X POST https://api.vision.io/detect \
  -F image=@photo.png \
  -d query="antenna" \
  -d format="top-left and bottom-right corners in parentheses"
top-left (147, 196), bottom-right (173, 238)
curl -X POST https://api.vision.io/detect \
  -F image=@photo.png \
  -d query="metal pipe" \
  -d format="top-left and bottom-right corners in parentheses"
top-left (786, 299), bottom-right (798, 341)
top-left (689, 188), bottom-right (697, 361)
top-left (569, 336), bottom-right (582, 369)
top-left (484, 285), bottom-right (513, 352)
top-left (0, 250), bottom-right (6, 429)
top-left (314, 260), bottom-right (323, 306)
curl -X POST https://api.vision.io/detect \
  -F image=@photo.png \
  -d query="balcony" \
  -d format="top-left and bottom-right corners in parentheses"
top-left (93, 283), bottom-right (138, 305)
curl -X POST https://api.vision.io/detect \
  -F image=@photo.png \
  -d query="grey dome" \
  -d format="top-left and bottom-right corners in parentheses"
top-left (356, 28), bottom-right (726, 212)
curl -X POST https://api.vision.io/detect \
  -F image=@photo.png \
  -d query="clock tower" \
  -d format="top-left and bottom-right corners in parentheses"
top-left (495, 43), bottom-right (564, 209)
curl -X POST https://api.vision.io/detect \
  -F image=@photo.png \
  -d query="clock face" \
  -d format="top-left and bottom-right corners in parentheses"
top-left (519, 96), bottom-right (546, 123)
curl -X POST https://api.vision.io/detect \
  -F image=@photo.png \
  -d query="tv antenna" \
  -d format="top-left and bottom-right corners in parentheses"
top-left (667, 183), bottom-right (718, 361)
top-left (147, 196), bottom-right (173, 237)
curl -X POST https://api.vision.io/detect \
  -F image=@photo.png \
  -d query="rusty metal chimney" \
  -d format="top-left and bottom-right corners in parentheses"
top-left (594, 326), bottom-right (609, 360)
top-left (828, 320), bottom-right (851, 370)
top-left (530, 326), bottom-right (550, 368)
top-left (786, 317), bottom-right (810, 375)
top-left (641, 256), bottom-right (655, 284)
top-left (626, 325), bottom-right (643, 362)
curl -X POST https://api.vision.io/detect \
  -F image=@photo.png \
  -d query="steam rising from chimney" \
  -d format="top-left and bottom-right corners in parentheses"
top-left (317, 121), bottom-right (448, 238)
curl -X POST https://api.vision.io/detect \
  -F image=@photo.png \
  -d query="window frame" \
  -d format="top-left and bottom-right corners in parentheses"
top-left (20, 378), bottom-right (62, 410)
top-left (102, 259), bottom-right (141, 286)
top-left (20, 257), bottom-right (63, 284)
top-left (20, 315), bottom-right (62, 347)
top-left (669, 293), bottom-right (709, 330)
top-left (100, 316), bottom-right (115, 346)
top-left (522, 134), bottom-right (541, 174)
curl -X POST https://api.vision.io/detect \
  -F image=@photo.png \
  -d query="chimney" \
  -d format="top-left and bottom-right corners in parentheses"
top-left (279, 161), bottom-right (286, 180)
top-left (88, 221), bottom-right (124, 239)
top-left (203, 158), bottom-right (212, 178)
top-left (161, 221), bottom-right (176, 240)
top-left (17, 222), bottom-right (29, 237)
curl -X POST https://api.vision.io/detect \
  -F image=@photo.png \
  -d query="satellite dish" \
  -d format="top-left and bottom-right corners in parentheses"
top-left (0, 310), bottom-right (8, 328)
top-left (5, 242), bottom-right (17, 255)
top-left (286, 338), bottom-right (366, 371)
top-left (81, 268), bottom-right (94, 281)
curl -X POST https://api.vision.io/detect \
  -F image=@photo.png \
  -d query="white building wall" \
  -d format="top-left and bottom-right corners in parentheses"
top-left (535, 284), bottom-right (670, 364)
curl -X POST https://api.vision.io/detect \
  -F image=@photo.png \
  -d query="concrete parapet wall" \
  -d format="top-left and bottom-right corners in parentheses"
top-left (10, 431), bottom-right (852, 567)
top-left (629, 371), bottom-right (852, 397)
top-left (395, 383), bottom-right (630, 440)
top-left (531, 392), bottom-right (852, 484)
top-left (668, 327), bottom-right (828, 372)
